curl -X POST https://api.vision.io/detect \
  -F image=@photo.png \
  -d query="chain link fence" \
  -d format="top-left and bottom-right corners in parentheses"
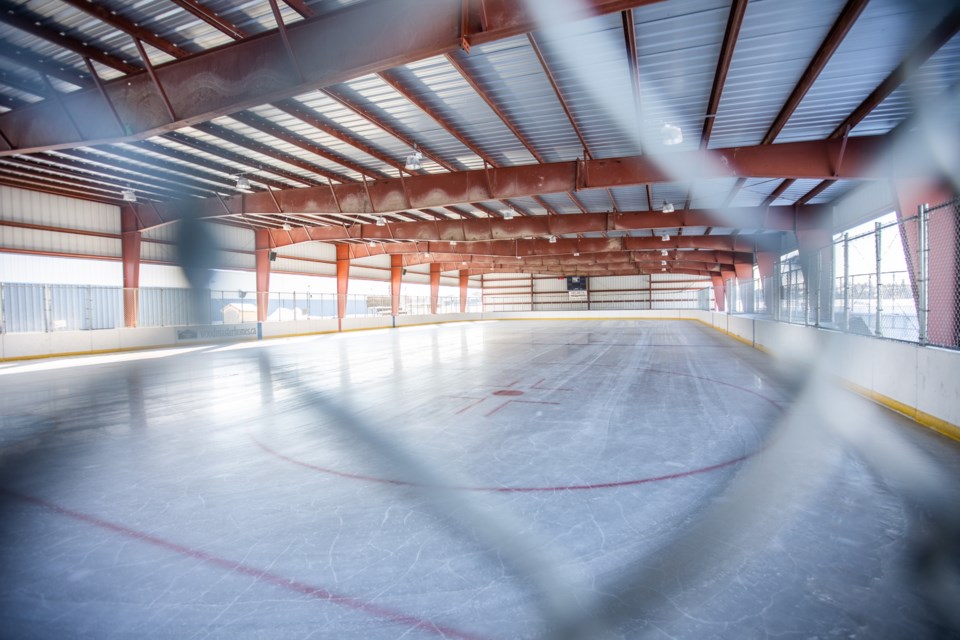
top-left (726, 203), bottom-right (958, 350)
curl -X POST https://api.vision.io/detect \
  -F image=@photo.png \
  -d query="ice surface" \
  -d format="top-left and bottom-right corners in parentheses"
top-left (1, 320), bottom-right (958, 638)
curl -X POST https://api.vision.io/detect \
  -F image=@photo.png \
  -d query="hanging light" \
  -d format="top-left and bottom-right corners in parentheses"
top-left (236, 175), bottom-right (251, 190)
top-left (661, 233), bottom-right (671, 242)
top-left (501, 209), bottom-right (515, 220)
top-left (404, 145), bottom-right (423, 171)
top-left (548, 235), bottom-right (557, 243)
top-left (661, 249), bottom-right (668, 256)
top-left (661, 260), bottom-right (667, 266)
top-left (424, 252), bottom-right (430, 258)
top-left (661, 267), bottom-right (667, 271)
top-left (451, 240), bottom-right (457, 246)
top-left (661, 201), bottom-right (675, 213)
top-left (121, 189), bottom-right (136, 202)
top-left (368, 240), bottom-right (376, 247)
top-left (573, 252), bottom-right (580, 257)
top-left (282, 222), bottom-right (292, 231)
top-left (661, 123), bottom-right (683, 146)
top-left (375, 216), bottom-right (386, 226)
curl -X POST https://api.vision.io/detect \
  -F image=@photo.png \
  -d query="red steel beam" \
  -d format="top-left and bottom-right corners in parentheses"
top-left (345, 235), bottom-right (766, 259)
top-left (227, 111), bottom-right (390, 179)
top-left (191, 122), bottom-right (355, 184)
top-left (0, 2), bottom-right (140, 75)
top-left (58, 0), bottom-right (193, 59)
top-left (271, 207), bottom-right (807, 249)
top-left (764, 5), bottom-right (960, 206)
top-left (726, 0), bottom-right (868, 204)
top-left (168, 0), bottom-right (248, 40)
top-left (700, 0), bottom-right (748, 149)
top-left (159, 132), bottom-right (322, 187)
top-left (0, 0), bottom-right (664, 155)
top-left (131, 134), bottom-right (894, 227)
top-left (283, 0), bottom-right (315, 19)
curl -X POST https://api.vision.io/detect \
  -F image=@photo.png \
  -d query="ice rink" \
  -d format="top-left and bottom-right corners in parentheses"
top-left (1, 319), bottom-right (958, 639)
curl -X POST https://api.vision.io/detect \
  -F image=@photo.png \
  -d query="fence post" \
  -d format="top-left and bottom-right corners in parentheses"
top-left (918, 204), bottom-right (928, 346)
top-left (875, 221), bottom-right (882, 337)
top-left (814, 250), bottom-right (821, 328)
top-left (0, 283), bottom-right (4, 334)
top-left (85, 285), bottom-right (93, 330)
top-left (843, 233), bottom-right (850, 332)
top-left (43, 284), bottom-right (52, 333)
top-left (773, 257), bottom-right (781, 322)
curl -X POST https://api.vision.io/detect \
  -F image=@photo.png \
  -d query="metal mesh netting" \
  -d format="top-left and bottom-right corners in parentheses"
top-left (924, 198), bottom-right (960, 349)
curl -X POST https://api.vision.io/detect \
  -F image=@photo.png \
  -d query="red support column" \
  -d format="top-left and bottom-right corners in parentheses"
top-left (391, 254), bottom-right (402, 316)
top-left (430, 263), bottom-right (441, 314)
top-left (894, 178), bottom-right (958, 346)
top-left (459, 270), bottom-right (469, 313)
top-left (796, 224), bottom-right (834, 324)
top-left (121, 206), bottom-right (140, 328)
top-left (255, 229), bottom-right (271, 323)
top-left (734, 262), bottom-right (754, 314)
top-left (757, 251), bottom-right (777, 314)
top-left (336, 244), bottom-right (350, 324)
top-left (711, 273), bottom-right (726, 311)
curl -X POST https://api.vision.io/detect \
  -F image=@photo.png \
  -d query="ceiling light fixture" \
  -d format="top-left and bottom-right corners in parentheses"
top-left (661, 249), bottom-right (668, 256)
top-left (375, 216), bottom-right (386, 226)
top-left (661, 267), bottom-right (667, 271)
top-left (573, 252), bottom-right (580, 257)
top-left (368, 240), bottom-right (376, 247)
top-left (501, 209), bottom-right (516, 220)
top-left (661, 201), bottom-right (675, 213)
top-left (404, 145), bottom-right (423, 171)
top-left (121, 189), bottom-right (136, 202)
top-left (661, 123), bottom-right (683, 146)
top-left (548, 235), bottom-right (557, 243)
top-left (424, 252), bottom-right (430, 258)
top-left (451, 240), bottom-right (457, 246)
top-left (282, 222), bottom-right (292, 231)
top-left (661, 260), bottom-right (667, 266)
top-left (661, 233), bottom-right (671, 242)
top-left (236, 175), bottom-right (251, 190)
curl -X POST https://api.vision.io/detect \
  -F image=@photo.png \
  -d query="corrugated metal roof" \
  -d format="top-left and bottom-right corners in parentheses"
top-left (632, 0), bottom-right (730, 152)
top-left (727, 178), bottom-right (781, 207)
top-left (777, 0), bottom-right (959, 143)
top-left (399, 55), bottom-right (538, 167)
top-left (770, 178), bottom-right (824, 206)
top-left (532, 12), bottom-right (639, 159)
top-left (336, 73), bottom-right (484, 171)
top-left (709, 0), bottom-right (847, 149)
top-left (853, 31), bottom-right (960, 137)
top-left (451, 36), bottom-right (583, 163)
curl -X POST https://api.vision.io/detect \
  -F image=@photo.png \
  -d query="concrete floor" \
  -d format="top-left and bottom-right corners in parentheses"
top-left (0, 319), bottom-right (958, 639)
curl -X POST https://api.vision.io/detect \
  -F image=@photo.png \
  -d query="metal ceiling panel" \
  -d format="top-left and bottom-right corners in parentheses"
top-left (399, 55), bottom-right (538, 167)
top-left (690, 177), bottom-right (741, 209)
top-left (452, 36), bottom-right (583, 163)
top-left (727, 177), bottom-right (782, 207)
top-left (709, 0), bottom-right (847, 149)
top-left (336, 73), bottom-right (485, 171)
top-left (610, 185), bottom-right (651, 211)
top-left (536, 192), bottom-right (587, 215)
top-left (532, 12), bottom-right (639, 159)
top-left (246, 104), bottom-right (400, 178)
top-left (853, 31), bottom-right (960, 137)
top-left (770, 178), bottom-right (824, 206)
top-left (176, 126), bottom-right (322, 184)
top-left (213, 116), bottom-right (363, 182)
top-left (777, 0), bottom-right (960, 143)
top-left (632, 0), bottom-right (730, 152)
top-left (806, 179), bottom-right (857, 205)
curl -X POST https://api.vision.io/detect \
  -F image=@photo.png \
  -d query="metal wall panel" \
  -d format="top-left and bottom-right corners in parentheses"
top-left (349, 266), bottom-right (389, 282)
top-left (273, 257), bottom-right (335, 277)
top-left (351, 254), bottom-right (391, 268)
top-left (533, 277), bottom-right (566, 293)
top-left (277, 241), bottom-right (337, 262)
top-left (0, 185), bottom-right (119, 232)
top-left (590, 275), bottom-right (650, 290)
top-left (0, 225), bottom-right (120, 258)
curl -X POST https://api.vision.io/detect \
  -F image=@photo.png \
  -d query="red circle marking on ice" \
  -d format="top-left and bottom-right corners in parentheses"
top-left (252, 369), bottom-right (785, 493)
